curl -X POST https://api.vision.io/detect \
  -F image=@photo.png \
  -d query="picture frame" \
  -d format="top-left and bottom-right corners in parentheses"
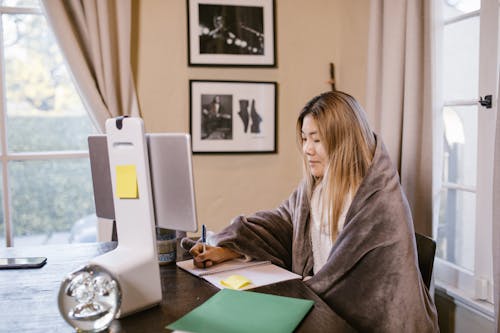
top-left (190, 80), bottom-right (277, 153)
top-left (186, 0), bottom-right (276, 67)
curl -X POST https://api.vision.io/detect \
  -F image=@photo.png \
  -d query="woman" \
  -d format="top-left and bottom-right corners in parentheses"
top-left (187, 91), bottom-right (439, 332)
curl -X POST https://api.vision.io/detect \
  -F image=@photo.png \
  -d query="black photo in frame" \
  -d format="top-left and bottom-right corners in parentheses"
top-left (187, 0), bottom-right (276, 67)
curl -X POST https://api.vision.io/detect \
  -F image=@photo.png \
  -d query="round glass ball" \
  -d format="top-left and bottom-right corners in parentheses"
top-left (58, 264), bottom-right (121, 332)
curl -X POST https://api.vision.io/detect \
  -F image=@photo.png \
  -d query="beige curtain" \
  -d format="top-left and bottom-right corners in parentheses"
top-left (365, 0), bottom-right (434, 236)
top-left (41, 0), bottom-right (139, 132)
top-left (493, 73), bottom-right (500, 333)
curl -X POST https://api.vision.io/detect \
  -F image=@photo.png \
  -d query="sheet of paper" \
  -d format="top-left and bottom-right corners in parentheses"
top-left (116, 165), bottom-right (138, 199)
top-left (202, 262), bottom-right (301, 290)
top-left (167, 289), bottom-right (314, 333)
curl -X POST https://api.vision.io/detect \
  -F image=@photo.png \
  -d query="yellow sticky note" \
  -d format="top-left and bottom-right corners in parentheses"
top-left (116, 165), bottom-right (138, 199)
top-left (220, 275), bottom-right (252, 290)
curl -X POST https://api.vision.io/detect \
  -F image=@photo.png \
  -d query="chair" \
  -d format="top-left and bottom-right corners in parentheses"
top-left (415, 232), bottom-right (436, 290)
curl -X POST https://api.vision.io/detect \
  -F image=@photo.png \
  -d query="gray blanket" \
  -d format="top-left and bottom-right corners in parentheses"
top-left (212, 137), bottom-right (439, 332)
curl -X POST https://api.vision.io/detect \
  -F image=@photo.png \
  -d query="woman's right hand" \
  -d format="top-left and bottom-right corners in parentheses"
top-left (189, 243), bottom-right (241, 268)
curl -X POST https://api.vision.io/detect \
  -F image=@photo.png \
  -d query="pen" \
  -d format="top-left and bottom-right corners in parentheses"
top-left (202, 224), bottom-right (207, 253)
top-left (201, 224), bottom-right (207, 268)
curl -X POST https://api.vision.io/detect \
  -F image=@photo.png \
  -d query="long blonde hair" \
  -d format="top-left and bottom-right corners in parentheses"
top-left (296, 91), bottom-right (376, 241)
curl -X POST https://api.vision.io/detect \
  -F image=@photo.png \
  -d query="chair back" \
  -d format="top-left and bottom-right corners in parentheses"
top-left (415, 232), bottom-right (436, 290)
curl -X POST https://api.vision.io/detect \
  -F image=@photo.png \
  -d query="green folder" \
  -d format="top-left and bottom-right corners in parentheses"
top-left (167, 289), bottom-right (314, 333)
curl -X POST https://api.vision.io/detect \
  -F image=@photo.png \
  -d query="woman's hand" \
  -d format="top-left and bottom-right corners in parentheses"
top-left (189, 243), bottom-right (241, 268)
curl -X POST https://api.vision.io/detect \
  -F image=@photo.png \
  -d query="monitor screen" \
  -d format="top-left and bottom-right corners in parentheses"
top-left (88, 133), bottom-right (198, 232)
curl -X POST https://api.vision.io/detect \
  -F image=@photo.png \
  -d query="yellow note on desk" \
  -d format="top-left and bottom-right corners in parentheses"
top-left (116, 165), bottom-right (138, 199)
top-left (220, 275), bottom-right (252, 290)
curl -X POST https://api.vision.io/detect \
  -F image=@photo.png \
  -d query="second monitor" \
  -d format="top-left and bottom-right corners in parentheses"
top-left (88, 133), bottom-right (198, 233)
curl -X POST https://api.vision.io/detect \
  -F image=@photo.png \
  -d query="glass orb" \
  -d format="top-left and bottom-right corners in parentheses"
top-left (58, 264), bottom-right (121, 332)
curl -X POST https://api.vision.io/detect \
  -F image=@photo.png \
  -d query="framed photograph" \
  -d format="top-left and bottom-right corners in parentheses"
top-left (190, 80), bottom-right (277, 153)
top-left (187, 0), bottom-right (276, 67)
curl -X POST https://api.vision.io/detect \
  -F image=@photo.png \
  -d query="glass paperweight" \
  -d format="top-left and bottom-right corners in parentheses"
top-left (58, 264), bottom-right (121, 332)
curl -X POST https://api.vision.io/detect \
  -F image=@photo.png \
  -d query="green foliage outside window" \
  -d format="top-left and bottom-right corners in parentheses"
top-left (9, 157), bottom-right (95, 237)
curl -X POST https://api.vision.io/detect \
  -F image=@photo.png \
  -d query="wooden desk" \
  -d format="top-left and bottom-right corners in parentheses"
top-left (0, 242), bottom-right (354, 332)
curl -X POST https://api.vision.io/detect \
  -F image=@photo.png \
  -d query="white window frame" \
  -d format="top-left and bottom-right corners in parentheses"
top-left (0, 3), bottom-right (90, 247)
top-left (433, 0), bottom-right (498, 308)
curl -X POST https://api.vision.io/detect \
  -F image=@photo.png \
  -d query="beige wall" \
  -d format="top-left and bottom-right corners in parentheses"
top-left (133, 0), bottom-right (370, 234)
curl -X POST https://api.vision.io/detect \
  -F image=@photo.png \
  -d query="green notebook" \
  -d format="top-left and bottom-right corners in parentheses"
top-left (167, 289), bottom-right (314, 333)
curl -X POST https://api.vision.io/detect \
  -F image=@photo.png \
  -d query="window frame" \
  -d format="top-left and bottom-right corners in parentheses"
top-left (433, 0), bottom-right (498, 305)
top-left (0, 3), bottom-right (92, 247)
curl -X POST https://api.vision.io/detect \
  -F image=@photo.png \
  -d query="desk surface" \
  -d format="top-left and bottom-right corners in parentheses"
top-left (0, 242), bottom-right (354, 332)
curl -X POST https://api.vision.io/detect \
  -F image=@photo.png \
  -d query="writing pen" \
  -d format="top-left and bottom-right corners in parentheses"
top-left (201, 224), bottom-right (207, 268)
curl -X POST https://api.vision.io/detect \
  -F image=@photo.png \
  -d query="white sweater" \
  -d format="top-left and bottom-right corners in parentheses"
top-left (310, 185), bottom-right (352, 274)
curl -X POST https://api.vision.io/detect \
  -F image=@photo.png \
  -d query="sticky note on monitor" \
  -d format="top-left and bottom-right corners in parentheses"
top-left (116, 165), bottom-right (138, 199)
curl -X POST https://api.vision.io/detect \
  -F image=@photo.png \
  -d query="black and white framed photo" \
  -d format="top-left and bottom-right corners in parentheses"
top-left (187, 0), bottom-right (276, 67)
top-left (190, 80), bottom-right (277, 153)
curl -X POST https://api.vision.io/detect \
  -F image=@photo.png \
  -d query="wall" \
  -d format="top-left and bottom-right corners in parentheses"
top-left (133, 0), bottom-right (370, 234)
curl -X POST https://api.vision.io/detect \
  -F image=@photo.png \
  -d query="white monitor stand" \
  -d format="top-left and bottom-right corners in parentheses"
top-left (89, 117), bottom-right (161, 317)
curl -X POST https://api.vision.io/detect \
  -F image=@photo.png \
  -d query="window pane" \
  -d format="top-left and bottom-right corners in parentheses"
top-left (443, 16), bottom-right (479, 101)
top-left (437, 188), bottom-right (475, 271)
top-left (9, 159), bottom-right (96, 246)
top-left (443, 0), bottom-right (480, 20)
top-left (2, 13), bottom-right (96, 153)
top-left (441, 106), bottom-right (477, 188)
top-left (0, 0), bottom-right (39, 8)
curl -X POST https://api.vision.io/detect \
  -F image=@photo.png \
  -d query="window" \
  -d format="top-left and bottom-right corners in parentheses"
top-left (434, 0), bottom-right (498, 305)
top-left (0, 0), bottom-right (97, 247)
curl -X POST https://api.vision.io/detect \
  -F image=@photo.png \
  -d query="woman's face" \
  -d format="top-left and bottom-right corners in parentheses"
top-left (301, 114), bottom-right (328, 178)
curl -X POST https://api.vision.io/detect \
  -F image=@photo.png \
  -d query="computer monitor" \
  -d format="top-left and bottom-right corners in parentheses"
top-left (88, 133), bottom-right (198, 233)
